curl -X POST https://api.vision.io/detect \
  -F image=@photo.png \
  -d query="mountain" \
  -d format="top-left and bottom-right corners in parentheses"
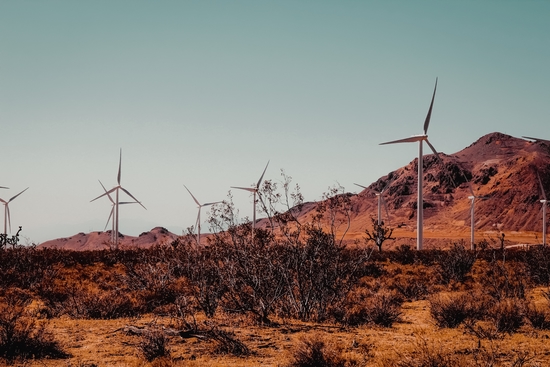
top-left (281, 132), bottom-right (550, 247)
top-left (38, 227), bottom-right (179, 250)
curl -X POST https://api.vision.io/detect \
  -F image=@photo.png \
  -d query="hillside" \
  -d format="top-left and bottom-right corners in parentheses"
top-left (39, 133), bottom-right (550, 250)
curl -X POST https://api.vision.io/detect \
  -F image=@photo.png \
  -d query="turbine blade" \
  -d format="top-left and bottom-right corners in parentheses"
top-left (425, 139), bottom-right (442, 163)
top-left (423, 77), bottom-right (438, 134)
top-left (8, 187), bottom-right (29, 203)
top-left (99, 180), bottom-right (115, 204)
top-left (523, 136), bottom-right (550, 144)
top-left (468, 182), bottom-right (474, 196)
top-left (380, 136), bottom-right (424, 145)
top-left (0, 198), bottom-right (6, 204)
top-left (381, 197), bottom-right (390, 221)
top-left (120, 187), bottom-right (147, 210)
top-left (230, 186), bottom-right (256, 193)
top-left (538, 172), bottom-right (547, 201)
top-left (91, 187), bottom-right (117, 202)
top-left (184, 185), bottom-right (201, 206)
top-left (0, 186), bottom-right (8, 189)
top-left (105, 207), bottom-right (114, 231)
top-left (354, 183), bottom-right (369, 190)
top-left (7, 205), bottom-right (11, 234)
top-left (202, 200), bottom-right (222, 206)
top-left (195, 210), bottom-right (201, 230)
top-left (257, 160), bottom-right (270, 188)
top-left (257, 192), bottom-right (268, 213)
top-left (354, 183), bottom-right (378, 195)
top-left (117, 149), bottom-right (122, 185)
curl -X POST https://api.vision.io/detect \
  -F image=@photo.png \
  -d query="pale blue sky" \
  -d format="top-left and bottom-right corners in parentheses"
top-left (1, 1), bottom-right (548, 243)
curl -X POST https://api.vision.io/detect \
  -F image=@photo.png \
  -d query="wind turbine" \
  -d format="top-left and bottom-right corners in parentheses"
top-left (91, 149), bottom-right (146, 249)
top-left (537, 172), bottom-right (548, 246)
top-left (354, 180), bottom-right (392, 225)
top-left (98, 180), bottom-right (139, 245)
top-left (231, 161), bottom-right (270, 236)
top-left (0, 187), bottom-right (29, 235)
top-left (380, 78), bottom-right (442, 250)
top-left (467, 182), bottom-right (490, 250)
top-left (184, 185), bottom-right (222, 245)
top-left (523, 136), bottom-right (550, 144)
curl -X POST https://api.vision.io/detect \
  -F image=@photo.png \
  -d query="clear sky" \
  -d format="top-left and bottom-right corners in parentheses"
top-left (1, 1), bottom-right (549, 244)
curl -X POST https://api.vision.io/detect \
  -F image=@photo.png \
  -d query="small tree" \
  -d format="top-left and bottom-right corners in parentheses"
top-left (364, 217), bottom-right (394, 252)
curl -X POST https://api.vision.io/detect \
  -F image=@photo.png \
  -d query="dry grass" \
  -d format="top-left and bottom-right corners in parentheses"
top-left (0, 287), bottom-right (545, 367)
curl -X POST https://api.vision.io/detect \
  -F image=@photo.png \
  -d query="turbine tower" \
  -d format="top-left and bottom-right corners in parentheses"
top-left (91, 149), bottom-right (146, 249)
top-left (380, 78), bottom-right (442, 250)
top-left (184, 185), bottom-right (222, 245)
top-left (467, 182), bottom-right (489, 250)
top-left (231, 161), bottom-right (269, 237)
top-left (0, 187), bottom-right (29, 235)
top-left (537, 172), bottom-right (548, 246)
top-left (354, 180), bottom-right (391, 225)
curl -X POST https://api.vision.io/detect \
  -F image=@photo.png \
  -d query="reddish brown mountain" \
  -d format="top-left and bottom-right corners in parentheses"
top-left (316, 132), bottom-right (550, 247)
top-left (39, 227), bottom-right (179, 251)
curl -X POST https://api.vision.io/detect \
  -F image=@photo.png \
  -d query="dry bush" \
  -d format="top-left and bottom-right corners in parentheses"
top-left (0, 289), bottom-right (68, 363)
top-left (208, 327), bottom-right (250, 356)
top-left (385, 265), bottom-right (436, 301)
top-left (429, 293), bottom-right (471, 328)
top-left (429, 292), bottom-right (490, 328)
top-left (436, 242), bottom-right (476, 284)
top-left (365, 291), bottom-right (403, 327)
top-left (287, 334), bottom-right (357, 367)
top-left (488, 298), bottom-right (525, 333)
top-left (478, 260), bottom-right (530, 301)
top-left (333, 288), bottom-right (402, 328)
top-left (137, 328), bottom-right (171, 362)
top-left (525, 302), bottom-right (550, 330)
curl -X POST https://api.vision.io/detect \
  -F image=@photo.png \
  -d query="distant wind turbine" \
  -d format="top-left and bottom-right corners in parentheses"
top-left (467, 182), bottom-right (490, 250)
top-left (523, 136), bottom-right (550, 144)
top-left (231, 161), bottom-right (270, 236)
top-left (184, 185), bottom-right (222, 245)
top-left (98, 180), bottom-right (139, 244)
top-left (0, 187), bottom-right (29, 235)
top-left (380, 78), bottom-right (443, 250)
top-left (354, 180), bottom-right (392, 225)
top-left (91, 149), bottom-right (146, 249)
top-left (537, 172), bottom-right (548, 246)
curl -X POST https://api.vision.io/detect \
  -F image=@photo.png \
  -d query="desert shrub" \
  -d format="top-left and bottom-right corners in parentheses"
top-left (479, 260), bottom-right (530, 301)
top-left (390, 244), bottom-right (416, 265)
top-left (488, 298), bottom-right (525, 333)
top-left (525, 303), bottom-right (550, 330)
top-left (365, 291), bottom-right (403, 327)
top-left (137, 328), bottom-right (170, 362)
top-left (287, 334), bottom-right (352, 367)
top-left (523, 246), bottom-right (550, 285)
top-left (385, 265), bottom-right (435, 301)
top-left (429, 293), bottom-right (470, 328)
top-left (436, 242), bottom-right (476, 284)
top-left (208, 328), bottom-right (250, 356)
top-left (0, 289), bottom-right (68, 362)
top-left (428, 292), bottom-right (490, 328)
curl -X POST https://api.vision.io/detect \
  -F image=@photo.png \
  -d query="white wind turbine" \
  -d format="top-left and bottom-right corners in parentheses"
top-left (523, 136), bottom-right (550, 144)
top-left (184, 185), bottom-right (222, 245)
top-left (537, 172), bottom-right (548, 246)
top-left (91, 149), bottom-right (146, 249)
top-left (467, 182), bottom-right (490, 250)
top-left (0, 187), bottom-right (29, 235)
top-left (98, 180), bottom-right (139, 244)
top-left (380, 78), bottom-right (442, 250)
top-left (354, 180), bottom-right (392, 225)
top-left (231, 161), bottom-right (270, 236)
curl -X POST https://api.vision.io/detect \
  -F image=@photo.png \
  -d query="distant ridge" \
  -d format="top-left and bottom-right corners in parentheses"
top-left (38, 227), bottom-right (179, 251)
